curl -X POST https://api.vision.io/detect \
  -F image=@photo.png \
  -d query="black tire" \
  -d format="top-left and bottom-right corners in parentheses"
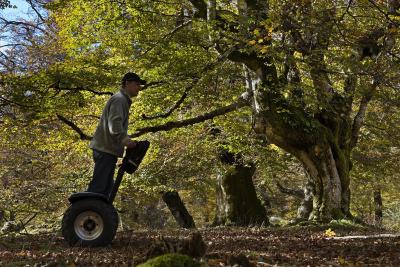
top-left (61, 198), bottom-right (118, 247)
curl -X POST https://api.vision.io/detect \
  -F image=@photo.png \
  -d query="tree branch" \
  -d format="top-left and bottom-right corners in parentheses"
top-left (0, 18), bottom-right (46, 33)
top-left (26, 0), bottom-right (46, 23)
top-left (0, 96), bottom-right (32, 108)
top-left (142, 80), bottom-right (167, 90)
top-left (142, 46), bottom-right (236, 120)
top-left (142, 85), bottom-right (191, 120)
top-left (343, 72), bottom-right (358, 116)
top-left (49, 80), bottom-right (165, 96)
top-left (350, 78), bottom-right (380, 148)
top-left (338, 0), bottom-right (354, 22)
top-left (49, 82), bottom-right (113, 96)
top-left (276, 182), bottom-right (304, 199)
top-left (139, 20), bottom-right (192, 57)
top-left (131, 93), bottom-right (251, 138)
top-left (367, 0), bottom-right (398, 25)
top-left (56, 114), bottom-right (92, 140)
top-left (57, 94), bottom-right (249, 141)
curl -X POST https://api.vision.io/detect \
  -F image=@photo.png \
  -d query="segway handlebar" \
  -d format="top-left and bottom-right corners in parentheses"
top-left (108, 140), bottom-right (150, 204)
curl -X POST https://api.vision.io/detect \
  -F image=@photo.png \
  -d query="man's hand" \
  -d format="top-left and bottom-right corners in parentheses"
top-left (126, 139), bottom-right (138, 148)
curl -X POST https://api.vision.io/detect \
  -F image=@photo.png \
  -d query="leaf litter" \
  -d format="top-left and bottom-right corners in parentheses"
top-left (0, 225), bottom-right (399, 266)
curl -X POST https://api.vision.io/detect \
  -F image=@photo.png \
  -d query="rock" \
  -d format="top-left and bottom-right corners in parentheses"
top-left (146, 232), bottom-right (206, 259)
top-left (224, 254), bottom-right (255, 267)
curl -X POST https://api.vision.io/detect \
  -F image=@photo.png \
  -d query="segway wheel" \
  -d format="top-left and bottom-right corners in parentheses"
top-left (62, 199), bottom-right (118, 247)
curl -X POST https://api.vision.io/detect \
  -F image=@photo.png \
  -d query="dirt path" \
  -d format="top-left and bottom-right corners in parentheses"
top-left (0, 226), bottom-right (399, 266)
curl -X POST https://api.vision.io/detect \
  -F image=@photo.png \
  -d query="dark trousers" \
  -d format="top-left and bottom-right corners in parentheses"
top-left (87, 149), bottom-right (118, 196)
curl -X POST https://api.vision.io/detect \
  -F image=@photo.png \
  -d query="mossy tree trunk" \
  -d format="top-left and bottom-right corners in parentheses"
top-left (245, 68), bottom-right (355, 222)
top-left (277, 180), bottom-right (314, 221)
top-left (253, 77), bottom-right (354, 222)
top-left (296, 180), bottom-right (314, 221)
top-left (295, 144), bottom-right (352, 221)
top-left (242, 43), bottom-right (357, 222)
top-left (214, 150), bottom-right (268, 226)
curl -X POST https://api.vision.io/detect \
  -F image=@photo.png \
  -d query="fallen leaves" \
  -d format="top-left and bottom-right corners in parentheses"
top-left (0, 226), bottom-right (399, 266)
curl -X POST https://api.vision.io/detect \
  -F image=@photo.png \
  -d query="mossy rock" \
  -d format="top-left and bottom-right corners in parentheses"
top-left (137, 253), bottom-right (202, 267)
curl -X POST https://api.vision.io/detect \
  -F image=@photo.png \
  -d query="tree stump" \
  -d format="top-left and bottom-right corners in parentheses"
top-left (214, 163), bottom-right (268, 226)
top-left (162, 191), bottom-right (196, 229)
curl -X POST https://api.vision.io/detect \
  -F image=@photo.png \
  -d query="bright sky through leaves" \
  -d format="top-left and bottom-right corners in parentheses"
top-left (0, 0), bottom-right (30, 52)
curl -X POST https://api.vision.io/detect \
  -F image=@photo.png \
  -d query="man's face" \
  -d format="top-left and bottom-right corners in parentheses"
top-left (125, 80), bottom-right (142, 97)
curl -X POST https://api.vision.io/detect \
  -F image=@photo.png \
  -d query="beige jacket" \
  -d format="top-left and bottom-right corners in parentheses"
top-left (89, 89), bottom-right (132, 157)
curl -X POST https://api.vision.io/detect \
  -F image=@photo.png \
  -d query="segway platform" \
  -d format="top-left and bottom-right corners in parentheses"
top-left (61, 140), bottom-right (150, 247)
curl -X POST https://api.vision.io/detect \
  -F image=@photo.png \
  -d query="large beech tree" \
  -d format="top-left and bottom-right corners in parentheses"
top-left (182, 0), bottom-right (399, 221)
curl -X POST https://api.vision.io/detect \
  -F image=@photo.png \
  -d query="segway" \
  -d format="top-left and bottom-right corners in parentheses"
top-left (61, 140), bottom-right (150, 247)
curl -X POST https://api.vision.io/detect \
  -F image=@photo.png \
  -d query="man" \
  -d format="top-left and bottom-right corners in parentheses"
top-left (87, 72), bottom-right (146, 196)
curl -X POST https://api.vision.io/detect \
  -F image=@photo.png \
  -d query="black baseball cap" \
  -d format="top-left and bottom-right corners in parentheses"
top-left (122, 72), bottom-right (147, 85)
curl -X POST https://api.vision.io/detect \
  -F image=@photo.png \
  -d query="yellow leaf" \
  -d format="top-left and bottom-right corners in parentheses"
top-left (338, 256), bottom-right (345, 264)
top-left (248, 40), bottom-right (256, 45)
top-left (253, 28), bottom-right (261, 36)
top-left (325, 228), bottom-right (336, 237)
top-left (269, 144), bottom-right (280, 151)
top-left (260, 46), bottom-right (269, 54)
top-left (294, 51), bottom-right (302, 58)
top-left (258, 39), bottom-right (264, 43)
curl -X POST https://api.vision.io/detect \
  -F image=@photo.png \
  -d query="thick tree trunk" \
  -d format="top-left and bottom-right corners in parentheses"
top-left (162, 191), bottom-right (196, 229)
top-left (214, 151), bottom-right (268, 226)
top-left (294, 145), bottom-right (352, 222)
top-left (277, 180), bottom-right (313, 222)
top-left (247, 70), bottom-right (353, 222)
top-left (296, 180), bottom-right (314, 221)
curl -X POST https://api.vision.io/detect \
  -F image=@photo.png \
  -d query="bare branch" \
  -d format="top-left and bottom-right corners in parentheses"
top-left (0, 51), bottom-right (16, 71)
top-left (0, 43), bottom-right (26, 49)
top-left (0, 18), bottom-right (46, 33)
top-left (26, 0), bottom-right (46, 23)
top-left (131, 94), bottom-right (250, 138)
top-left (56, 114), bottom-right (92, 141)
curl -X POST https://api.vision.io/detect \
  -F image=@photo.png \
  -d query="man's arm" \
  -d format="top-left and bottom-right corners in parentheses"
top-left (107, 98), bottom-right (136, 148)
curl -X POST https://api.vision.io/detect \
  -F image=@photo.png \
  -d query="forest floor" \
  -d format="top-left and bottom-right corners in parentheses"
top-left (0, 223), bottom-right (399, 266)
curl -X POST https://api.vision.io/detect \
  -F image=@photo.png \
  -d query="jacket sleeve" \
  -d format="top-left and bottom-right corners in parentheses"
top-left (107, 98), bottom-right (129, 144)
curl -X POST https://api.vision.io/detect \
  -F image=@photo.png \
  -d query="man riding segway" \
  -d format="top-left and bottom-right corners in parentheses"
top-left (62, 73), bottom-right (150, 246)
